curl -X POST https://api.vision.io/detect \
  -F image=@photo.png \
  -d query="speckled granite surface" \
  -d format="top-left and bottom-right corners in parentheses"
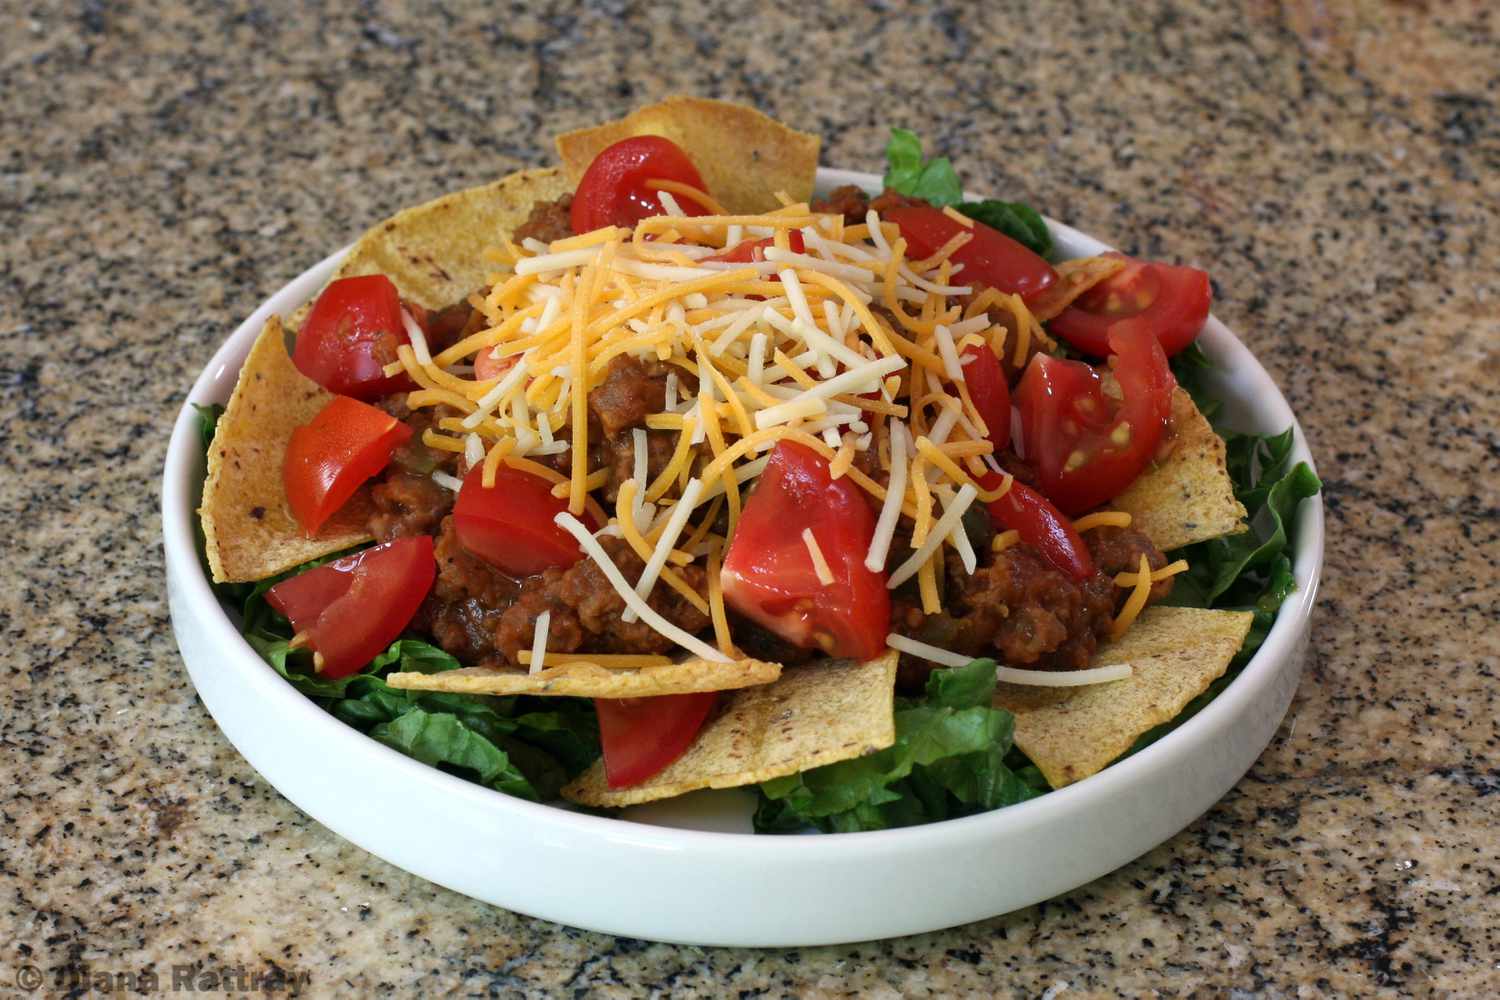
top-left (4, 1), bottom-right (1497, 995)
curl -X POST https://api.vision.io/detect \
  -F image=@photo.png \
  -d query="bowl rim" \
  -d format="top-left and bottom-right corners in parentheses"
top-left (161, 166), bottom-right (1324, 857)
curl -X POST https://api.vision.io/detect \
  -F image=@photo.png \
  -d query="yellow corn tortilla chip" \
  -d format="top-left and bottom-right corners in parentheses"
top-left (994, 606), bottom-right (1254, 788)
top-left (322, 167), bottom-right (572, 312)
top-left (1112, 388), bottom-right (1247, 551)
top-left (561, 651), bottom-right (900, 808)
top-left (555, 97), bottom-right (820, 215)
top-left (199, 316), bottom-right (375, 582)
top-left (1027, 254), bottom-right (1127, 322)
top-left (386, 657), bottom-right (781, 698)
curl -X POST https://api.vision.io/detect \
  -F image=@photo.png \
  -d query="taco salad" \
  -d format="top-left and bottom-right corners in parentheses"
top-left (195, 98), bottom-right (1320, 830)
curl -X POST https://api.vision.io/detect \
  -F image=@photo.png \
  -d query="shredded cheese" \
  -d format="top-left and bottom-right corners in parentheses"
top-left (518, 651), bottom-right (674, 668)
top-left (624, 478), bottom-right (705, 623)
top-left (528, 611), bottom-right (551, 675)
top-left (1111, 553), bottom-right (1154, 638)
top-left (1074, 510), bottom-right (1133, 532)
top-left (1115, 558), bottom-right (1190, 587)
top-left (887, 484), bottom-right (979, 589)
top-left (996, 663), bottom-right (1134, 686)
top-left (802, 527), bottom-right (835, 586)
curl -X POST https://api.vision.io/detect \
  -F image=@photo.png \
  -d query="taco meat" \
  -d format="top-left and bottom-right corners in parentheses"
top-left (493, 535), bottom-right (712, 663)
top-left (893, 525), bottom-right (1171, 690)
top-left (513, 193), bottom-right (575, 244)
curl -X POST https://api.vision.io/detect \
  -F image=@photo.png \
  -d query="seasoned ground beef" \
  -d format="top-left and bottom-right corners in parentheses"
top-left (365, 407), bottom-right (458, 540)
top-left (492, 535), bottom-right (712, 664)
top-left (513, 193), bottom-right (575, 245)
top-left (589, 354), bottom-right (670, 435)
top-left (423, 298), bottom-right (487, 354)
top-left (414, 515), bottom-right (523, 663)
top-left (811, 185), bottom-right (927, 225)
top-left (892, 526), bottom-right (1171, 690)
top-left (368, 470), bottom-right (452, 541)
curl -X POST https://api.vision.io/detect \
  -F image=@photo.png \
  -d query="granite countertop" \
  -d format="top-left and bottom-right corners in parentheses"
top-left (5, 1), bottom-right (1497, 994)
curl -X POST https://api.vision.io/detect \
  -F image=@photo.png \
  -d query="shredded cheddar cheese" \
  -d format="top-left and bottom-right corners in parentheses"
top-left (389, 198), bottom-right (1169, 655)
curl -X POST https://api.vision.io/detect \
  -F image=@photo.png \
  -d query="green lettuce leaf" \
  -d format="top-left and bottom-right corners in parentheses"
top-left (883, 128), bottom-right (963, 206)
top-left (754, 658), bottom-right (1042, 832)
top-left (1168, 342), bottom-right (1223, 423)
top-left (956, 200), bottom-right (1052, 258)
top-left (370, 708), bottom-right (541, 800)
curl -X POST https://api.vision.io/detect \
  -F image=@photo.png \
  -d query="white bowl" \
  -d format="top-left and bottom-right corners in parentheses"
top-left (161, 168), bottom-right (1323, 946)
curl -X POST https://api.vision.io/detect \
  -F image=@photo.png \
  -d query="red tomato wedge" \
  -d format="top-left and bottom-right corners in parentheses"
top-left (1049, 252), bottom-right (1211, 358)
top-left (283, 396), bottom-right (412, 535)
top-left (292, 275), bottom-right (416, 400)
top-left (981, 474), bottom-right (1095, 580)
top-left (595, 692), bottom-right (719, 789)
top-left (721, 441), bottom-right (889, 660)
top-left (884, 205), bottom-right (1058, 302)
top-left (453, 464), bottom-right (592, 577)
top-left (571, 136), bottom-right (711, 233)
top-left (265, 536), bottom-right (437, 679)
top-left (473, 348), bottom-right (517, 383)
top-left (1015, 327), bottom-right (1176, 516)
top-left (958, 342), bottom-right (1011, 450)
top-left (704, 230), bottom-right (806, 264)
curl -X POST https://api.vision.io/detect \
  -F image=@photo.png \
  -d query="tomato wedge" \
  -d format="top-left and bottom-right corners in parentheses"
top-left (704, 230), bottom-right (805, 264)
top-left (958, 342), bottom-right (1011, 450)
top-left (885, 205), bottom-right (1057, 302)
top-left (595, 692), bottom-right (718, 789)
top-left (284, 396), bottom-right (412, 535)
top-left (473, 348), bottom-right (517, 383)
top-left (1015, 327), bottom-right (1175, 516)
top-left (981, 474), bottom-right (1094, 580)
top-left (721, 441), bottom-right (889, 660)
top-left (570, 136), bottom-right (711, 233)
top-left (265, 536), bottom-right (437, 679)
top-left (453, 464), bottom-right (592, 577)
top-left (1049, 252), bottom-right (1211, 358)
top-left (292, 275), bottom-right (416, 400)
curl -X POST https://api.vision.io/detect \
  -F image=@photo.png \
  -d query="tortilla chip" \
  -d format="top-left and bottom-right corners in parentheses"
top-left (994, 606), bottom-right (1253, 788)
top-left (199, 316), bottom-right (375, 582)
top-left (386, 656), bottom-right (781, 698)
top-left (555, 97), bottom-right (820, 215)
top-left (1112, 388), bottom-right (1247, 551)
top-left (561, 651), bottom-right (900, 808)
top-left (322, 167), bottom-right (572, 312)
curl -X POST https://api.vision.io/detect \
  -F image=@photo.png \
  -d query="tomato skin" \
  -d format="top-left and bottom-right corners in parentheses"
top-left (959, 342), bottom-right (1011, 449)
top-left (570, 136), bottom-right (711, 233)
top-left (885, 205), bottom-right (1058, 302)
top-left (1049, 252), bottom-right (1211, 357)
top-left (595, 692), bottom-right (718, 788)
top-left (284, 396), bottom-right (413, 535)
top-left (266, 536), bottom-right (437, 678)
top-left (1015, 327), bottom-right (1175, 516)
top-left (981, 474), bottom-right (1095, 580)
top-left (453, 464), bottom-right (592, 577)
top-left (293, 275), bottom-right (416, 400)
top-left (721, 441), bottom-right (889, 660)
top-left (704, 230), bottom-right (806, 264)
top-left (473, 348), bottom-right (517, 383)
